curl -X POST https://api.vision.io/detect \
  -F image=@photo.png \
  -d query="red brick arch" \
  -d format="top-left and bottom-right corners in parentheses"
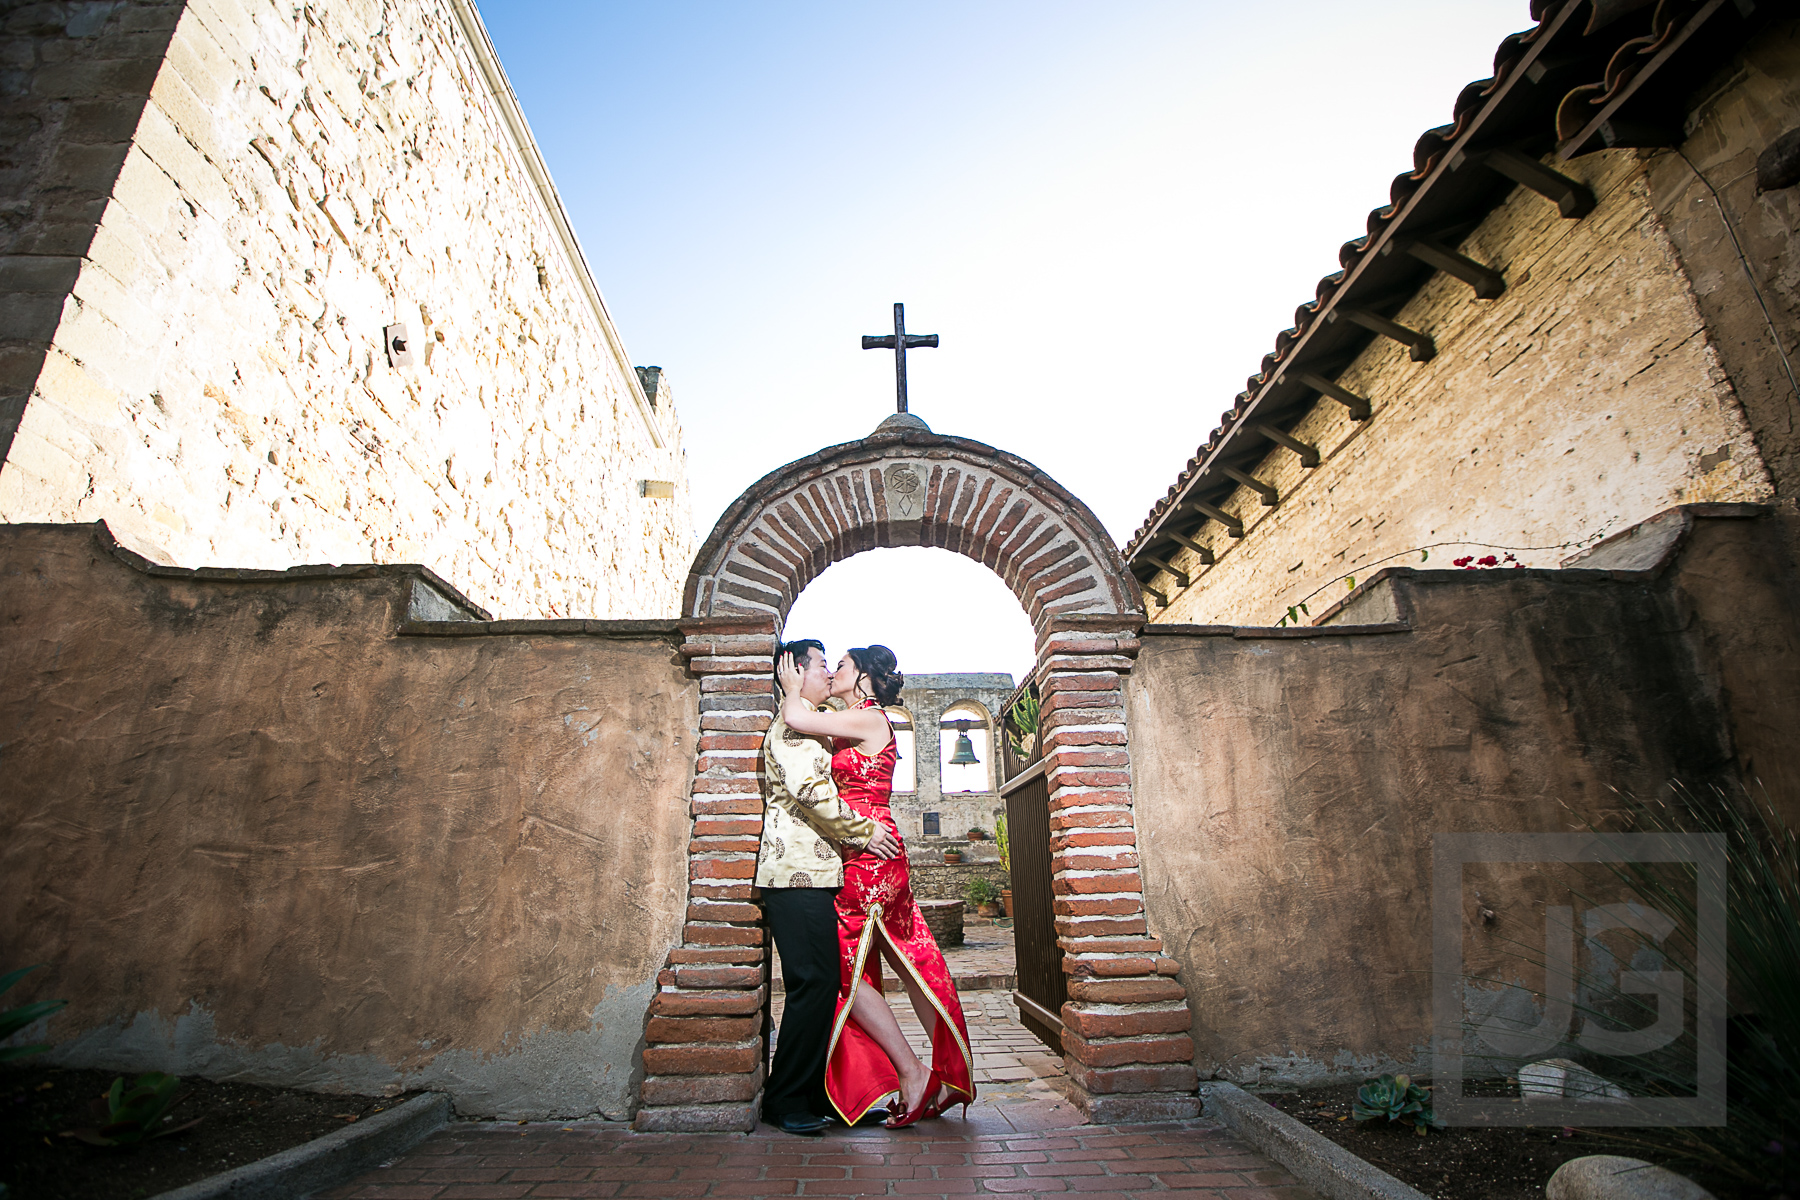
top-left (682, 422), bottom-right (1144, 636)
top-left (637, 420), bottom-right (1200, 1132)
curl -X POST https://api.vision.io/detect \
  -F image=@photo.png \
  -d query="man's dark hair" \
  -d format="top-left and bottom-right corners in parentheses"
top-left (775, 639), bottom-right (825, 696)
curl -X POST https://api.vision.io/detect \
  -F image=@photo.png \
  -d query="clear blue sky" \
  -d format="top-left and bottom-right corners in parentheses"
top-left (480, 1), bottom-right (1528, 679)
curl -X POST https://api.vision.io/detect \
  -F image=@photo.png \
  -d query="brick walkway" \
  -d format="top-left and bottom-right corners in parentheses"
top-left (769, 989), bottom-right (1069, 1122)
top-left (320, 1118), bottom-right (1314, 1198)
top-left (774, 924), bottom-right (1019, 993)
top-left (323, 990), bottom-right (1317, 1198)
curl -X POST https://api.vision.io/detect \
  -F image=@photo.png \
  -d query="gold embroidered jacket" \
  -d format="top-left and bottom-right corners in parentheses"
top-left (755, 711), bottom-right (877, 889)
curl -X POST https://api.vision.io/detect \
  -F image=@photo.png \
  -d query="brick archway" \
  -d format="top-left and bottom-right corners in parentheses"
top-left (638, 417), bottom-right (1200, 1131)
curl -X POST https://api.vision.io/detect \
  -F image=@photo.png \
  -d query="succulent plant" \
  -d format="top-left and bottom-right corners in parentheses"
top-left (0, 965), bottom-right (67, 1063)
top-left (1352, 1073), bottom-right (1442, 1135)
top-left (63, 1073), bottom-right (202, 1147)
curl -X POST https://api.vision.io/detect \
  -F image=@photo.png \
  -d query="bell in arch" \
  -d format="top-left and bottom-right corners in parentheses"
top-left (948, 720), bottom-right (980, 766)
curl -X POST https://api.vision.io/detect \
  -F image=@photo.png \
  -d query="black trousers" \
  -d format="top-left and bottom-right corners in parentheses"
top-left (761, 886), bottom-right (840, 1120)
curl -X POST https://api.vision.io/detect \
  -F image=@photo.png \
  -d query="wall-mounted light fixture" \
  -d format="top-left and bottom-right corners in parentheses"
top-left (640, 480), bottom-right (676, 498)
top-left (384, 322), bottom-right (414, 368)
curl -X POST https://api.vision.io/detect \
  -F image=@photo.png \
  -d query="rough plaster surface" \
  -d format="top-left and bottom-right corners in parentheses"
top-left (0, 0), bottom-right (693, 619)
top-left (1128, 513), bottom-right (1790, 1084)
top-left (1149, 147), bottom-right (1773, 627)
top-left (0, 524), bottom-right (696, 1118)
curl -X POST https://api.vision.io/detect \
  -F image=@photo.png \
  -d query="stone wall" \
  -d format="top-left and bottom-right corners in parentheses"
top-left (889, 671), bottom-right (1013, 844)
top-left (907, 860), bottom-right (1010, 904)
top-left (1127, 506), bottom-right (1799, 1086)
top-left (1148, 146), bottom-right (1773, 627)
top-left (0, 0), bottom-right (693, 619)
top-left (0, 522), bottom-right (697, 1119)
top-left (0, 0), bottom-right (184, 459)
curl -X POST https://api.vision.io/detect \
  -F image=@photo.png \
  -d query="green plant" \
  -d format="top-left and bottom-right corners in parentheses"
top-left (1006, 691), bottom-right (1040, 759)
top-left (63, 1073), bottom-right (202, 1147)
top-left (965, 877), bottom-right (999, 907)
top-left (1352, 1073), bottom-right (1442, 1135)
top-left (995, 815), bottom-right (1010, 874)
top-left (0, 965), bottom-right (67, 1063)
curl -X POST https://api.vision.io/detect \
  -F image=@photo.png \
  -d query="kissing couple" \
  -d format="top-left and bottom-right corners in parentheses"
top-left (757, 641), bottom-right (976, 1134)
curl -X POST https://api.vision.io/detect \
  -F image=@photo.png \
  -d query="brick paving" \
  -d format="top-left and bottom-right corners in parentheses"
top-left (774, 923), bottom-right (1019, 993)
top-left (770, 989), bottom-right (1071, 1119)
top-left (319, 1118), bottom-right (1315, 1198)
top-left (322, 989), bottom-right (1318, 1198)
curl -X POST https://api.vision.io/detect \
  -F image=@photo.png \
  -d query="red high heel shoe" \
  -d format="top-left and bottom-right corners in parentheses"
top-left (920, 1083), bottom-right (969, 1119)
top-left (885, 1068), bottom-right (943, 1128)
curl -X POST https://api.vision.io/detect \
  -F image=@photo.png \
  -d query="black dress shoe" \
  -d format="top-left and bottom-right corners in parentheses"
top-left (850, 1107), bottom-right (891, 1128)
top-left (771, 1111), bottom-right (828, 1135)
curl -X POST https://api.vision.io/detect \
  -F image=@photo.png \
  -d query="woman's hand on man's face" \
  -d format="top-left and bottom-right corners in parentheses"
top-left (776, 651), bottom-right (804, 696)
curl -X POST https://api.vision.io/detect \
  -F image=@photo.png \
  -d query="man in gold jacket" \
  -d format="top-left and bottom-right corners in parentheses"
top-left (758, 639), bottom-right (900, 1135)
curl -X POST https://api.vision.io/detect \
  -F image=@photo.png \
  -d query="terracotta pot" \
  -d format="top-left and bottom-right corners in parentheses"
top-left (967, 831), bottom-right (982, 841)
top-left (976, 902), bottom-right (1001, 917)
top-left (942, 851), bottom-right (964, 864)
top-left (1000, 889), bottom-right (1013, 918)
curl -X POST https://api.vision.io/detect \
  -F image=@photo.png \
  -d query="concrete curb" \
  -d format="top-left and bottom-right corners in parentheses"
top-left (1200, 1081), bottom-right (1431, 1200)
top-left (149, 1092), bottom-right (451, 1200)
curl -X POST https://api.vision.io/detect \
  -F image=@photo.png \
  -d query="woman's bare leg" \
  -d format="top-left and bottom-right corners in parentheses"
top-left (849, 981), bottom-right (932, 1113)
top-left (879, 943), bottom-right (955, 1109)
top-left (880, 944), bottom-right (938, 1036)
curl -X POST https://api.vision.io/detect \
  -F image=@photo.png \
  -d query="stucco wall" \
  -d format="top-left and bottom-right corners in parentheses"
top-left (1148, 145), bottom-right (1773, 628)
top-left (0, 0), bottom-right (693, 618)
top-left (0, 523), bottom-right (696, 1118)
top-left (1128, 509), bottom-right (1789, 1086)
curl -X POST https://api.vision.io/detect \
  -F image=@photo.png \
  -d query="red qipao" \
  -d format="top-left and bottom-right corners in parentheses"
top-left (823, 699), bottom-right (976, 1124)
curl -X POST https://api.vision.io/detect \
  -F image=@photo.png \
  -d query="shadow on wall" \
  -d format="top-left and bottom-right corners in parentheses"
top-left (0, 523), bottom-right (697, 1119)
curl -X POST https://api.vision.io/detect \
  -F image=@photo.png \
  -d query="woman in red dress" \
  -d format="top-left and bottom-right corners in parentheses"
top-left (776, 644), bottom-right (975, 1127)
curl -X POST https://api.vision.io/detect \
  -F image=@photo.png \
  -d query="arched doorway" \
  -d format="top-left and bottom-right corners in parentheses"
top-left (638, 416), bottom-right (1199, 1130)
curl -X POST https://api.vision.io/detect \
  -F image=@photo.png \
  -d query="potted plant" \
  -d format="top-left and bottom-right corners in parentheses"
top-left (942, 847), bottom-right (964, 864)
top-left (967, 826), bottom-right (986, 842)
top-left (994, 816), bottom-right (1012, 917)
top-left (965, 877), bottom-right (1001, 917)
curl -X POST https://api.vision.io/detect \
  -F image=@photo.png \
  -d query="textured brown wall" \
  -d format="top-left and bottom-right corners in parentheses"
top-left (0, 523), bottom-right (695, 1118)
top-left (1128, 510), bottom-right (1785, 1086)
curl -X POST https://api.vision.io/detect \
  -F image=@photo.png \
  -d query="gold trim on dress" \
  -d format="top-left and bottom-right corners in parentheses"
top-left (872, 914), bottom-right (975, 1101)
top-left (825, 902), bottom-right (885, 1125)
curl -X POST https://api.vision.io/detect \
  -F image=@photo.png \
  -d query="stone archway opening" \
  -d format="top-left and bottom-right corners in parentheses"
top-left (636, 415), bottom-right (1199, 1132)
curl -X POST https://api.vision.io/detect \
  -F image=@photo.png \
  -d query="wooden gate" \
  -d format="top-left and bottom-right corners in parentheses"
top-left (1002, 761), bottom-right (1064, 1052)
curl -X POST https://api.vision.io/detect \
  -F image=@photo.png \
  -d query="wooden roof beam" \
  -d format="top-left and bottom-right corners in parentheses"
top-left (1458, 146), bottom-right (1596, 218)
top-left (1167, 529), bottom-right (1215, 565)
top-left (1220, 465), bottom-right (1278, 506)
top-left (1284, 371), bottom-right (1372, 420)
top-left (1138, 552), bottom-right (1189, 589)
top-left (1142, 584), bottom-right (1169, 609)
top-left (1186, 500), bottom-right (1245, 538)
top-left (1254, 422), bottom-right (1320, 468)
top-left (1328, 307), bottom-right (1436, 362)
top-left (1387, 237), bottom-right (1507, 300)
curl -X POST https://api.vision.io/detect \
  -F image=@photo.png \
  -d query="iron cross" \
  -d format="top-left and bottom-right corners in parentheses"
top-left (861, 302), bottom-right (938, 414)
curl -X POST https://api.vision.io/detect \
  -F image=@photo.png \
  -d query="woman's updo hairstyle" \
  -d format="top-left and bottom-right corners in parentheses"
top-left (847, 645), bottom-right (904, 706)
